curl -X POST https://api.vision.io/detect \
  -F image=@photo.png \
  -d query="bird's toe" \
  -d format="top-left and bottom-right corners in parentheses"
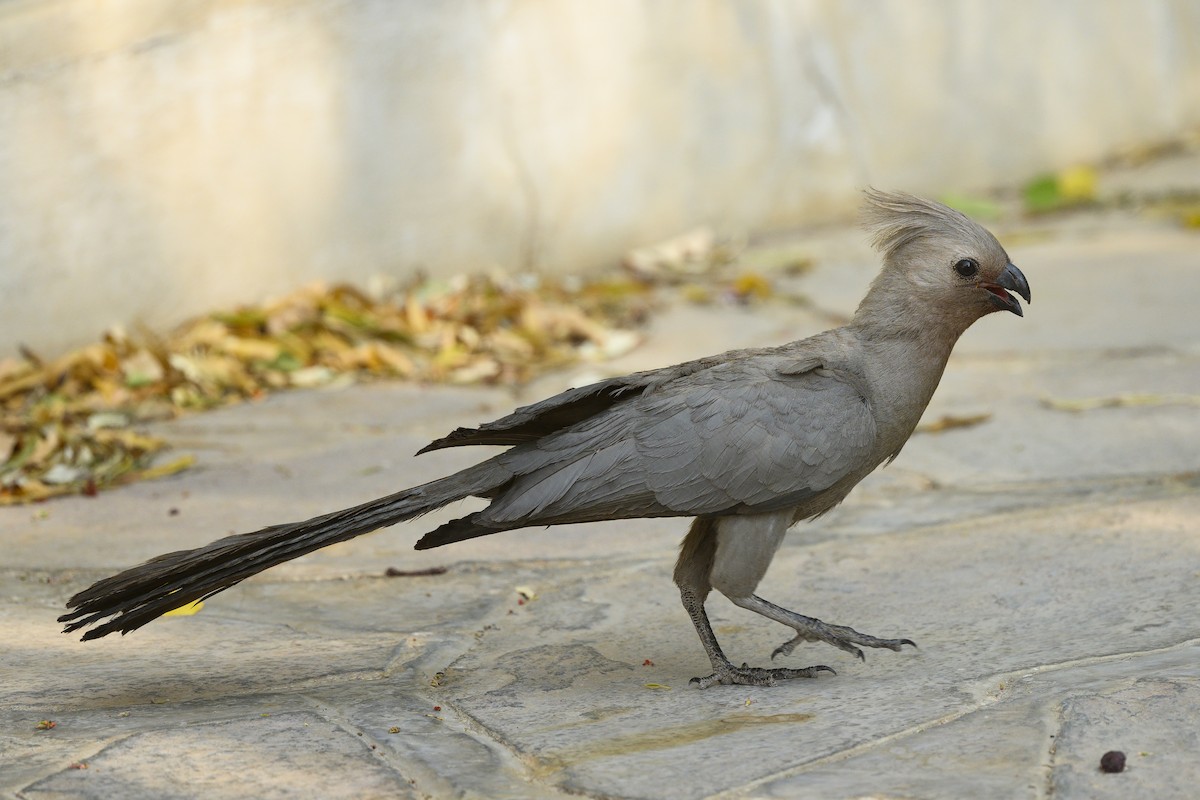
top-left (690, 662), bottom-right (833, 689)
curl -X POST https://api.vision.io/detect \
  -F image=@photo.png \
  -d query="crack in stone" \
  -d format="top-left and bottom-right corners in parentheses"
top-left (298, 697), bottom-right (430, 792)
top-left (1039, 701), bottom-right (1064, 800)
top-left (14, 732), bottom-right (138, 796)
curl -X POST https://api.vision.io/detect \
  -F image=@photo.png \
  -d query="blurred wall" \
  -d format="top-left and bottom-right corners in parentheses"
top-left (2, 0), bottom-right (1199, 355)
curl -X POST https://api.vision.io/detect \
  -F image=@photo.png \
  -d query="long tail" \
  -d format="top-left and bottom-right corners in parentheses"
top-left (59, 462), bottom-right (507, 640)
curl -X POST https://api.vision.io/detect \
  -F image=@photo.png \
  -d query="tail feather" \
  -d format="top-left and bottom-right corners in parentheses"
top-left (414, 512), bottom-right (504, 550)
top-left (59, 463), bottom-right (506, 640)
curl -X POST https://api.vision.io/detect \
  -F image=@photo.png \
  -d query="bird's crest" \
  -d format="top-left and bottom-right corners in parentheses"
top-left (861, 189), bottom-right (987, 261)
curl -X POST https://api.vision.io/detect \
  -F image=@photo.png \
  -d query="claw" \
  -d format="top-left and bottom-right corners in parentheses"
top-left (769, 617), bottom-right (917, 662)
top-left (690, 663), bottom-right (834, 689)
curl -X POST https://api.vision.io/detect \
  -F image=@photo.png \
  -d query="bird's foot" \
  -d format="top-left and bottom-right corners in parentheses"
top-left (690, 661), bottom-right (834, 690)
top-left (771, 617), bottom-right (916, 662)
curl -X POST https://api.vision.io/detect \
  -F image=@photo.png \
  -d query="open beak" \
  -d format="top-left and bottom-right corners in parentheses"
top-left (981, 262), bottom-right (1031, 316)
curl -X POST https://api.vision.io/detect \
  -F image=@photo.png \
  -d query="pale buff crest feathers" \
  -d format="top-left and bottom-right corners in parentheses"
top-left (860, 188), bottom-right (1003, 264)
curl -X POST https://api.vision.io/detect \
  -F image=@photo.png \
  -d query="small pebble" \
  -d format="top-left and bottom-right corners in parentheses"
top-left (1100, 750), bottom-right (1126, 773)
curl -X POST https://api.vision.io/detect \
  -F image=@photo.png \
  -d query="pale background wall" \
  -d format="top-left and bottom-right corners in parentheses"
top-left (2, 0), bottom-right (1199, 355)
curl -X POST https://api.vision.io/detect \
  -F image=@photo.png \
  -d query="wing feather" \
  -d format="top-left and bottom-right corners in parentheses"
top-left (477, 356), bottom-right (877, 525)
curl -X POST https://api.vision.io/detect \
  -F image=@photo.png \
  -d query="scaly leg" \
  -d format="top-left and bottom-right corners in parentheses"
top-left (680, 586), bottom-right (833, 688)
top-left (726, 593), bottom-right (915, 662)
top-left (674, 513), bottom-right (914, 688)
top-left (675, 513), bottom-right (833, 688)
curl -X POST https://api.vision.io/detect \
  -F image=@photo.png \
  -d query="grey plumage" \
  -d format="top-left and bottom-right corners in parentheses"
top-left (60, 190), bottom-right (1031, 688)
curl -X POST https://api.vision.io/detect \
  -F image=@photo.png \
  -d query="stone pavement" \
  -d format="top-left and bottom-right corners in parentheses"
top-left (4, 208), bottom-right (1200, 799)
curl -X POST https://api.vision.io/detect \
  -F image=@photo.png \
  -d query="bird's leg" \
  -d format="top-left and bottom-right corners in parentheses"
top-left (679, 586), bottom-right (832, 689)
top-left (676, 512), bottom-right (913, 686)
top-left (674, 515), bottom-right (833, 688)
top-left (725, 593), bottom-right (916, 662)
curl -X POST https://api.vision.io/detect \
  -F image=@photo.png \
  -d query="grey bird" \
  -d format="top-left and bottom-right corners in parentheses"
top-left (60, 191), bottom-right (1030, 688)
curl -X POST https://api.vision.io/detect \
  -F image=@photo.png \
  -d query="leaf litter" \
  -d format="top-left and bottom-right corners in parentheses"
top-left (0, 273), bottom-right (656, 504)
top-left (1, 250), bottom-right (784, 506)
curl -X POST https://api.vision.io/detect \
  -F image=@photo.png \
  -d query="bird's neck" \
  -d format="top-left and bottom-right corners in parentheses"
top-left (850, 269), bottom-right (977, 345)
top-left (852, 328), bottom-right (954, 459)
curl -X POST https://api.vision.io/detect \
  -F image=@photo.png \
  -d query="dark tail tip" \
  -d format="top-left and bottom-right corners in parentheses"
top-left (415, 514), bottom-right (504, 550)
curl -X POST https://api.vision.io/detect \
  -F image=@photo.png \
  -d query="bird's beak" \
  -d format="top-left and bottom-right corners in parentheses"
top-left (981, 262), bottom-right (1031, 316)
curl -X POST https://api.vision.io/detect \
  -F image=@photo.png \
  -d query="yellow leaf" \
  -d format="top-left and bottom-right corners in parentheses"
top-left (731, 272), bottom-right (773, 301)
top-left (218, 337), bottom-right (283, 362)
top-left (133, 454), bottom-right (197, 481)
top-left (1057, 165), bottom-right (1097, 202)
top-left (90, 428), bottom-right (164, 452)
top-left (643, 683), bottom-right (672, 690)
top-left (163, 600), bottom-right (204, 617)
top-left (682, 284), bottom-right (714, 305)
top-left (0, 479), bottom-right (62, 505)
top-left (175, 319), bottom-right (230, 349)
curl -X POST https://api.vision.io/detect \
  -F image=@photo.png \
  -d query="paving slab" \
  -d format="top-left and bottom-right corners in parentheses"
top-left (3, 208), bottom-right (1199, 799)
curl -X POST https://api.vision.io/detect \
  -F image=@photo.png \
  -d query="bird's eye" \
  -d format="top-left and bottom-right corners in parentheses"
top-left (953, 258), bottom-right (979, 278)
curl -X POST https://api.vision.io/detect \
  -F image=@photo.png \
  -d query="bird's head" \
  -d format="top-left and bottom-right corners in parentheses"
top-left (856, 189), bottom-right (1031, 334)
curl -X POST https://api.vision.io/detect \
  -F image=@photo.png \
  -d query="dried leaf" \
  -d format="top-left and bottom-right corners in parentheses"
top-left (730, 272), bottom-right (774, 302)
top-left (30, 430), bottom-right (62, 465)
top-left (916, 413), bottom-right (992, 434)
top-left (87, 412), bottom-right (130, 430)
top-left (450, 358), bottom-right (501, 385)
top-left (0, 479), bottom-right (55, 504)
top-left (120, 349), bottom-right (165, 387)
top-left (1040, 393), bottom-right (1200, 412)
top-left (131, 455), bottom-right (197, 481)
top-left (623, 227), bottom-right (716, 280)
top-left (288, 366), bottom-right (335, 388)
top-left (577, 330), bottom-right (640, 362)
top-left (218, 337), bottom-right (283, 362)
top-left (0, 357), bottom-right (28, 382)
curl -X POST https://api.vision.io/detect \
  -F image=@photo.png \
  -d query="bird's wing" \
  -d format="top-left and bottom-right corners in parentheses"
top-left (478, 358), bottom-right (877, 526)
top-left (417, 352), bottom-right (738, 453)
